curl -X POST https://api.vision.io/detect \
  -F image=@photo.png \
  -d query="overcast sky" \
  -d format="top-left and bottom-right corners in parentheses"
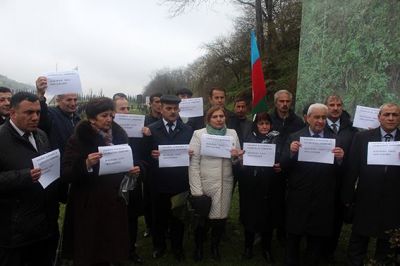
top-left (0, 0), bottom-right (239, 96)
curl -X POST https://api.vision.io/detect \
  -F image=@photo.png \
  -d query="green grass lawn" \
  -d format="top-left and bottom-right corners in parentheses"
top-left (59, 187), bottom-right (377, 265)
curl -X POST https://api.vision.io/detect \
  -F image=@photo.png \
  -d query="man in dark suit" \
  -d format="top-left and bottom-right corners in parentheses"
top-left (187, 87), bottom-right (236, 130)
top-left (342, 103), bottom-right (400, 266)
top-left (0, 86), bottom-right (12, 125)
top-left (146, 95), bottom-right (193, 261)
top-left (323, 95), bottom-right (358, 262)
top-left (141, 92), bottom-right (163, 238)
top-left (113, 94), bottom-right (144, 264)
top-left (281, 103), bottom-right (344, 266)
top-left (0, 92), bottom-right (54, 265)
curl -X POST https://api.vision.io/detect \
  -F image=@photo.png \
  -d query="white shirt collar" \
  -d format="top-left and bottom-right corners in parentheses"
top-left (327, 118), bottom-right (340, 128)
top-left (10, 119), bottom-right (37, 150)
top-left (308, 127), bottom-right (324, 138)
top-left (380, 127), bottom-right (397, 139)
top-left (163, 118), bottom-right (176, 127)
top-left (9, 119), bottom-right (26, 137)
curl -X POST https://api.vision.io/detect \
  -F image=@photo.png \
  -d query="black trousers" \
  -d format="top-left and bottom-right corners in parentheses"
top-left (347, 231), bottom-right (392, 266)
top-left (244, 230), bottom-right (273, 251)
top-left (151, 192), bottom-right (184, 252)
top-left (285, 233), bottom-right (326, 266)
top-left (0, 237), bottom-right (56, 266)
top-left (143, 173), bottom-right (153, 231)
top-left (324, 198), bottom-right (345, 258)
top-left (127, 201), bottom-right (138, 254)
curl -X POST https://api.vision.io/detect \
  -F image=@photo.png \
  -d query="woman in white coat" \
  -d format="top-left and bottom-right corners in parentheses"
top-left (189, 106), bottom-right (242, 262)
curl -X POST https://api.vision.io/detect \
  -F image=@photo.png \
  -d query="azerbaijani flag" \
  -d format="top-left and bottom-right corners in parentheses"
top-left (251, 30), bottom-right (267, 114)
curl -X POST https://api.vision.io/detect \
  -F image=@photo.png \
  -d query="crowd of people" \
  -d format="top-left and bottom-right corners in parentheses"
top-left (0, 80), bottom-right (399, 266)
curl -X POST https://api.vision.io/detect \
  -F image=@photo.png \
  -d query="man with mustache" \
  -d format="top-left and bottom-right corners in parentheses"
top-left (145, 95), bottom-right (193, 262)
top-left (269, 89), bottom-right (305, 244)
top-left (342, 103), bottom-right (400, 266)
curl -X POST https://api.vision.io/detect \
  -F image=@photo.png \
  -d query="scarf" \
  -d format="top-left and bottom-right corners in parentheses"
top-left (91, 123), bottom-right (113, 145)
top-left (206, 124), bottom-right (227, 136)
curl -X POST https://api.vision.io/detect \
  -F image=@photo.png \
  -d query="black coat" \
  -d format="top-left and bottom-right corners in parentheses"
top-left (270, 109), bottom-right (305, 159)
top-left (146, 119), bottom-right (193, 194)
top-left (281, 127), bottom-right (341, 236)
top-left (61, 121), bottom-right (130, 264)
top-left (0, 120), bottom-right (52, 247)
top-left (325, 114), bottom-right (358, 201)
top-left (144, 114), bottom-right (160, 126)
top-left (229, 116), bottom-right (252, 148)
top-left (239, 131), bottom-right (285, 232)
top-left (342, 127), bottom-right (400, 238)
top-left (325, 113), bottom-right (358, 164)
top-left (38, 100), bottom-right (80, 154)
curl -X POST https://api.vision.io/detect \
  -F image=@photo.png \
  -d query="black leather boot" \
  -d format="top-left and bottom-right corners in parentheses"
top-left (211, 243), bottom-right (220, 261)
top-left (262, 250), bottom-right (275, 264)
top-left (193, 225), bottom-right (204, 262)
top-left (242, 247), bottom-right (253, 259)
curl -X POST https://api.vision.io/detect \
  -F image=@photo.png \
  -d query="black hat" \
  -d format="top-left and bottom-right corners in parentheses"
top-left (176, 88), bottom-right (193, 97)
top-left (160, 95), bottom-right (181, 105)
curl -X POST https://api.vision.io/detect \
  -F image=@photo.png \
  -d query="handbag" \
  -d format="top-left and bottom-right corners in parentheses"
top-left (188, 194), bottom-right (212, 218)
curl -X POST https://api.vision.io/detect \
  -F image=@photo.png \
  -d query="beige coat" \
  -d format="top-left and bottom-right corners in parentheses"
top-left (189, 128), bottom-right (240, 219)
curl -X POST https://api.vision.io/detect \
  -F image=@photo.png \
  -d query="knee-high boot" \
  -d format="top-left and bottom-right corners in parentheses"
top-left (210, 219), bottom-right (226, 261)
top-left (193, 224), bottom-right (205, 262)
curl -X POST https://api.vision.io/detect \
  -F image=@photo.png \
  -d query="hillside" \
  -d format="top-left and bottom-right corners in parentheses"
top-left (0, 74), bottom-right (35, 92)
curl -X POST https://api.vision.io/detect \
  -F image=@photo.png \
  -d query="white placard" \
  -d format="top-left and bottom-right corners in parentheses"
top-left (158, 144), bottom-right (189, 168)
top-left (114, 114), bottom-right (145, 138)
top-left (298, 137), bottom-right (336, 164)
top-left (98, 144), bottom-right (133, 175)
top-left (367, 141), bottom-right (400, 166)
top-left (45, 70), bottom-right (82, 95)
top-left (200, 134), bottom-right (234, 158)
top-left (243, 142), bottom-right (276, 167)
top-left (179, 97), bottom-right (204, 118)
top-left (353, 105), bottom-right (380, 129)
top-left (32, 149), bottom-right (61, 189)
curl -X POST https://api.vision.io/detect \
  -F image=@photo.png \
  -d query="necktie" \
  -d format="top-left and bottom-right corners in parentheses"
top-left (22, 132), bottom-right (30, 141)
top-left (167, 122), bottom-right (174, 134)
top-left (312, 134), bottom-right (320, 138)
top-left (331, 123), bottom-right (338, 134)
top-left (384, 133), bottom-right (392, 142)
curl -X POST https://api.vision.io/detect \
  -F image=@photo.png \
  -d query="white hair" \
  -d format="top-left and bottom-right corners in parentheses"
top-left (274, 90), bottom-right (293, 103)
top-left (378, 103), bottom-right (400, 115)
top-left (307, 103), bottom-right (328, 116)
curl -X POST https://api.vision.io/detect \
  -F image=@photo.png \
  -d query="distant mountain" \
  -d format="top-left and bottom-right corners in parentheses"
top-left (0, 74), bottom-right (35, 92)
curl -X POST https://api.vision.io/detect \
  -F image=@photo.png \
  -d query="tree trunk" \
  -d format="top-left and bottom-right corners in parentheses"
top-left (265, 0), bottom-right (273, 63)
top-left (255, 0), bottom-right (265, 57)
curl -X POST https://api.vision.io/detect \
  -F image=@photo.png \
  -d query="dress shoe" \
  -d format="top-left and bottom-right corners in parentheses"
top-left (129, 252), bottom-right (144, 264)
top-left (211, 244), bottom-right (220, 261)
top-left (152, 248), bottom-right (165, 259)
top-left (242, 247), bottom-right (253, 259)
top-left (262, 250), bottom-right (275, 264)
top-left (173, 249), bottom-right (185, 262)
top-left (143, 228), bottom-right (151, 238)
top-left (193, 247), bottom-right (203, 262)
